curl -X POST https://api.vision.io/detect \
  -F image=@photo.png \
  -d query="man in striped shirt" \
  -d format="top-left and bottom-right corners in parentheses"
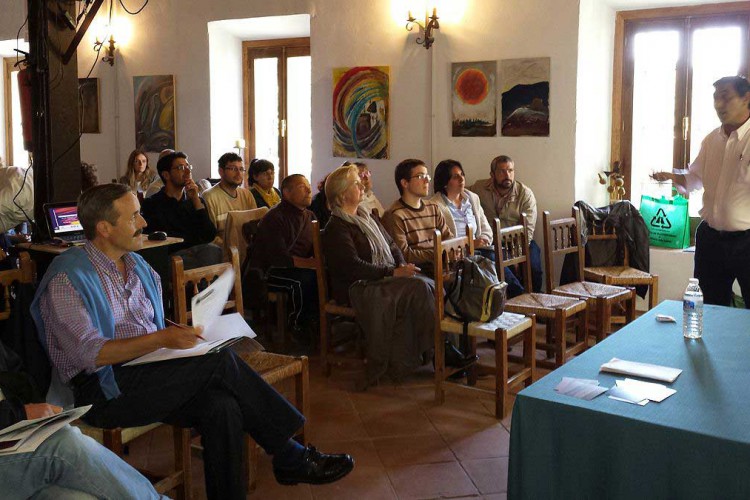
top-left (382, 159), bottom-right (453, 273)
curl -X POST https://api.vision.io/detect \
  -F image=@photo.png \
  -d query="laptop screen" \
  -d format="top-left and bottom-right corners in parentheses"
top-left (47, 204), bottom-right (83, 235)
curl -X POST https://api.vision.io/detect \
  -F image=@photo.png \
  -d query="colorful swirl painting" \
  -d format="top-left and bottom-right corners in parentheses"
top-left (332, 66), bottom-right (389, 159)
top-left (133, 75), bottom-right (176, 152)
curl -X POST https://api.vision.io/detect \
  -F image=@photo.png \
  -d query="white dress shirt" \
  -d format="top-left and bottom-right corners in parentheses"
top-left (680, 117), bottom-right (750, 231)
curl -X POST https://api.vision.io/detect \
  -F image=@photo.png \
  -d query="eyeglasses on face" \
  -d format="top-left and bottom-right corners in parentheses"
top-left (410, 173), bottom-right (431, 181)
top-left (172, 164), bottom-right (193, 172)
top-left (223, 166), bottom-right (247, 173)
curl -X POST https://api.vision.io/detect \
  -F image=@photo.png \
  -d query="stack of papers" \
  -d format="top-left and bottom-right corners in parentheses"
top-left (0, 406), bottom-right (91, 455)
top-left (555, 377), bottom-right (609, 400)
top-left (600, 358), bottom-right (682, 383)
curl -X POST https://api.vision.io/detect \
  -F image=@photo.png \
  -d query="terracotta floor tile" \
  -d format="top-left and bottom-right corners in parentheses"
top-left (307, 411), bottom-right (368, 442)
top-left (349, 387), bottom-right (421, 414)
top-left (482, 494), bottom-right (508, 500)
top-left (372, 435), bottom-right (455, 467)
top-left (360, 407), bottom-right (439, 439)
top-left (309, 389), bottom-right (357, 418)
top-left (442, 426), bottom-right (511, 461)
top-left (461, 457), bottom-right (509, 494)
top-left (425, 404), bottom-right (503, 435)
top-left (387, 461), bottom-right (479, 499)
top-left (310, 464), bottom-right (396, 500)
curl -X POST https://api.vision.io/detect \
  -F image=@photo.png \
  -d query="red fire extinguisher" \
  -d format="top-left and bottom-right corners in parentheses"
top-left (17, 67), bottom-right (33, 152)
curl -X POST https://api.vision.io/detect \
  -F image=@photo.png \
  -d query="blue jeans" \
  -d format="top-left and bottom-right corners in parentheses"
top-left (0, 425), bottom-right (164, 500)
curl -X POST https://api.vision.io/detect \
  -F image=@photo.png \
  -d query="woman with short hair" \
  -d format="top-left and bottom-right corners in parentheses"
top-left (322, 165), bottom-right (434, 385)
top-left (249, 159), bottom-right (282, 208)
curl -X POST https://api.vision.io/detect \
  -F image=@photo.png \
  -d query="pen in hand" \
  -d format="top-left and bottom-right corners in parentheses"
top-left (165, 318), bottom-right (207, 341)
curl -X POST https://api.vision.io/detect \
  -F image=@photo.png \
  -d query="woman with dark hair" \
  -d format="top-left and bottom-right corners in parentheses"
top-left (249, 159), bottom-right (281, 208)
top-left (119, 149), bottom-right (156, 195)
top-left (428, 159), bottom-right (492, 248)
top-left (322, 164), bottom-right (435, 385)
top-left (309, 173), bottom-right (332, 228)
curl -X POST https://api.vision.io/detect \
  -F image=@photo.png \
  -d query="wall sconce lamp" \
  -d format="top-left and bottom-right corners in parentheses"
top-left (94, 35), bottom-right (116, 66)
top-left (406, 7), bottom-right (440, 49)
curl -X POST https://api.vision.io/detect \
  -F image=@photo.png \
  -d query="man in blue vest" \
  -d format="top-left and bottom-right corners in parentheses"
top-left (31, 183), bottom-right (353, 500)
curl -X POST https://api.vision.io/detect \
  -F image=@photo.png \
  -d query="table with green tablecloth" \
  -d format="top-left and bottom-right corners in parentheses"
top-left (508, 300), bottom-right (750, 499)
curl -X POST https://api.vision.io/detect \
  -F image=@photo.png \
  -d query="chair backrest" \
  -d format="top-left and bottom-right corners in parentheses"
top-left (310, 220), bottom-right (331, 309)
top-left (0, 252), bottom-right (34, 321)
top-left (171, 246), bottom-right (244, 324)
top-left (493, 216), bottom-right (533, 291)
top-left (543, 207), bottom-right (585, 292)
top-left (574, 207), bottom-right (630, 266)
top-left (224, 207), bottom-right (269, 265)
top-left (432, 227), bottom-right (474, 322)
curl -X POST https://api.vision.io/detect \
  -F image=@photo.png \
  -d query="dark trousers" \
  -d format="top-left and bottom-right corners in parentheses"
top-left (73, 350), bottom-right (305, 500)
top-left (694, 221), bottom-right (750, 308)
top-left (266, 267), bottom-right (319, 327)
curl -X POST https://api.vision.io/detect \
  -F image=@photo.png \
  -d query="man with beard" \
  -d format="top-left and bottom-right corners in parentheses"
top-left (203, 152), bottom-right (257, 245)
top-left (141, 151), bottom-right (221, 268)
top-left (469, 155), bottom-right (542, 292)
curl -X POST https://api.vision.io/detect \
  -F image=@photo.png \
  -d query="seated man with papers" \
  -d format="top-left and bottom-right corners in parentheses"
top-left (30, 184), bottom-right (354, 500)
top-left (0, 341), bottom-right (162, 499)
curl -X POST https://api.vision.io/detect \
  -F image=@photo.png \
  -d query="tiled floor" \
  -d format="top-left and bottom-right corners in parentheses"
top-left (124, 340), bottom-right (548, 500)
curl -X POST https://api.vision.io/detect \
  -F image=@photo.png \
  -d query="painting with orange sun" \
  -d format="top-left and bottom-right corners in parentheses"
top-left (451, 61), bottom-right (496, 137)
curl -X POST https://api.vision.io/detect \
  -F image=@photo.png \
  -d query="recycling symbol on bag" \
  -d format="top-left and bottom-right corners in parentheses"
top-left (650, 208), bottom-right (672, 229)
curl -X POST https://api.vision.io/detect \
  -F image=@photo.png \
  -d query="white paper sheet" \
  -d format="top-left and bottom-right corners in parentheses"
top-left (123, 313), bottom-right (256, 366)
top-left (555, 377), bottom-right (609, 401)
top-left (616, 378), bottom-right (676, 403)
top-left (191, 267), bottom-right (236, 331)
top-left (600, 358), bottom-right (682, 383)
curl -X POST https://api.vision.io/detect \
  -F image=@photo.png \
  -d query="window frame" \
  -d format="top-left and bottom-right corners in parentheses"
top-left (242, 37), bottom-right (310, 182)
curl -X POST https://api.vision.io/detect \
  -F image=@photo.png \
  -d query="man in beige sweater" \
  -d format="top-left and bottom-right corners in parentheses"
top-left (203, 152), bottom-right (257, 245)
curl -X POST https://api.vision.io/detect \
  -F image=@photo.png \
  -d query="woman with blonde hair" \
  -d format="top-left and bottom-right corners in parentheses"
top-left (322, 164), bottom-right (434, 385)
top-left (119, 149), bottom-right (156, 196)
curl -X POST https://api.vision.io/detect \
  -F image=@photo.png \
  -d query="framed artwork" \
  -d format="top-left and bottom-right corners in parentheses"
top-left (500, 57), bottom-right (550, 137)
top-left (332, 66), bottom-right (389, 159)
top-left (78, 77), bottom-right (100, 134)
top-left (451, 61), bottom-right (496, 137)
top-left (133, 74), bottom-right (176, 152)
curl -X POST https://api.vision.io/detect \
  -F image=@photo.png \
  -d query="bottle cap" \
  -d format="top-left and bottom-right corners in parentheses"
top-left (689, 278), bottom-right (699, 284)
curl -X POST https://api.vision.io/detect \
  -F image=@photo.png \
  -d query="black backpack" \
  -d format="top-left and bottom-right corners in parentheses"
top-left (445, 255), bottom-right (507, 324)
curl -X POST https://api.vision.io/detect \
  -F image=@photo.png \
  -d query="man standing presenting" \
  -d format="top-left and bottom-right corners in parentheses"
top-left (653, 75), bottom-right (750, 308)
top-left (31, 184), bottom-right (353, 500)
top-left (382, 158), bottom-right (453, 270)
top-left (203, 152), bottom-right (257, 245)
top-left (469, 155), bottom-right (543, 292)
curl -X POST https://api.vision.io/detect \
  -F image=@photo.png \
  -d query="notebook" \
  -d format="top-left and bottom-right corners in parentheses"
top-left (44, 202), bottom-right (86, 244)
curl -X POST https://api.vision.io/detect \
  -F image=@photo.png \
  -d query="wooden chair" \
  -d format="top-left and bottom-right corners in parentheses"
top-left (238, 209), bottom-right (292, 349)
top-left (494, 217), bottom-right (589, 369)
top-left (543, 208), bottom-right (636, 343)
top-left (576, 208), bottom-right (659, 311)
top-left (0, 252), bottom-right (34, 320)
top-left (171, 247), bottom-right (309, 493)
top-left (433, 228), bottom-right (536, 418)
top-left (310, 220), bottom-right (362, 376)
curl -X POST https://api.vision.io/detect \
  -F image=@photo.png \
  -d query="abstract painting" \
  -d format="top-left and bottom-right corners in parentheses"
top-left (78, 78), bottom-right (100, 134)
top-left (500, 58), bottom-right (550, 137)
top-left (452, 61), bottom-right (496, 137)
top-left (133, 75), bottom-right (176, 152)
top-left (332, 66), bottom-right (389, 159)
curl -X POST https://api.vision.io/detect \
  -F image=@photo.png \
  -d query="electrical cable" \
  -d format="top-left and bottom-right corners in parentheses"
top-left (118, 0), bottom-right (149, 16)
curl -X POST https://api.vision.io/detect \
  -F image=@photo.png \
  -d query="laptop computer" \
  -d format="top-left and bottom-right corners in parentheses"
top-left (44, 202), bottom-right (87, 244)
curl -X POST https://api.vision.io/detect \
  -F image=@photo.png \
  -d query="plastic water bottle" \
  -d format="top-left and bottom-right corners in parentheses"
top-left (683, 278), bottom-right (703, 339)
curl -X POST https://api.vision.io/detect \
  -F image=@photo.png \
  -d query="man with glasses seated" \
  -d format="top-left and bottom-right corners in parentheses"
top-left (141, 151), bottom-right (221, 268)
top-left (382, 159), bottom-right (453, 275)
top-left (203, 152), bottom-right (257, 246)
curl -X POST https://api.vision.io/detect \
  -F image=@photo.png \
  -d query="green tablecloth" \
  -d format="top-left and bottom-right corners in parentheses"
top-left (508, 300), bottom-right (750, 499)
